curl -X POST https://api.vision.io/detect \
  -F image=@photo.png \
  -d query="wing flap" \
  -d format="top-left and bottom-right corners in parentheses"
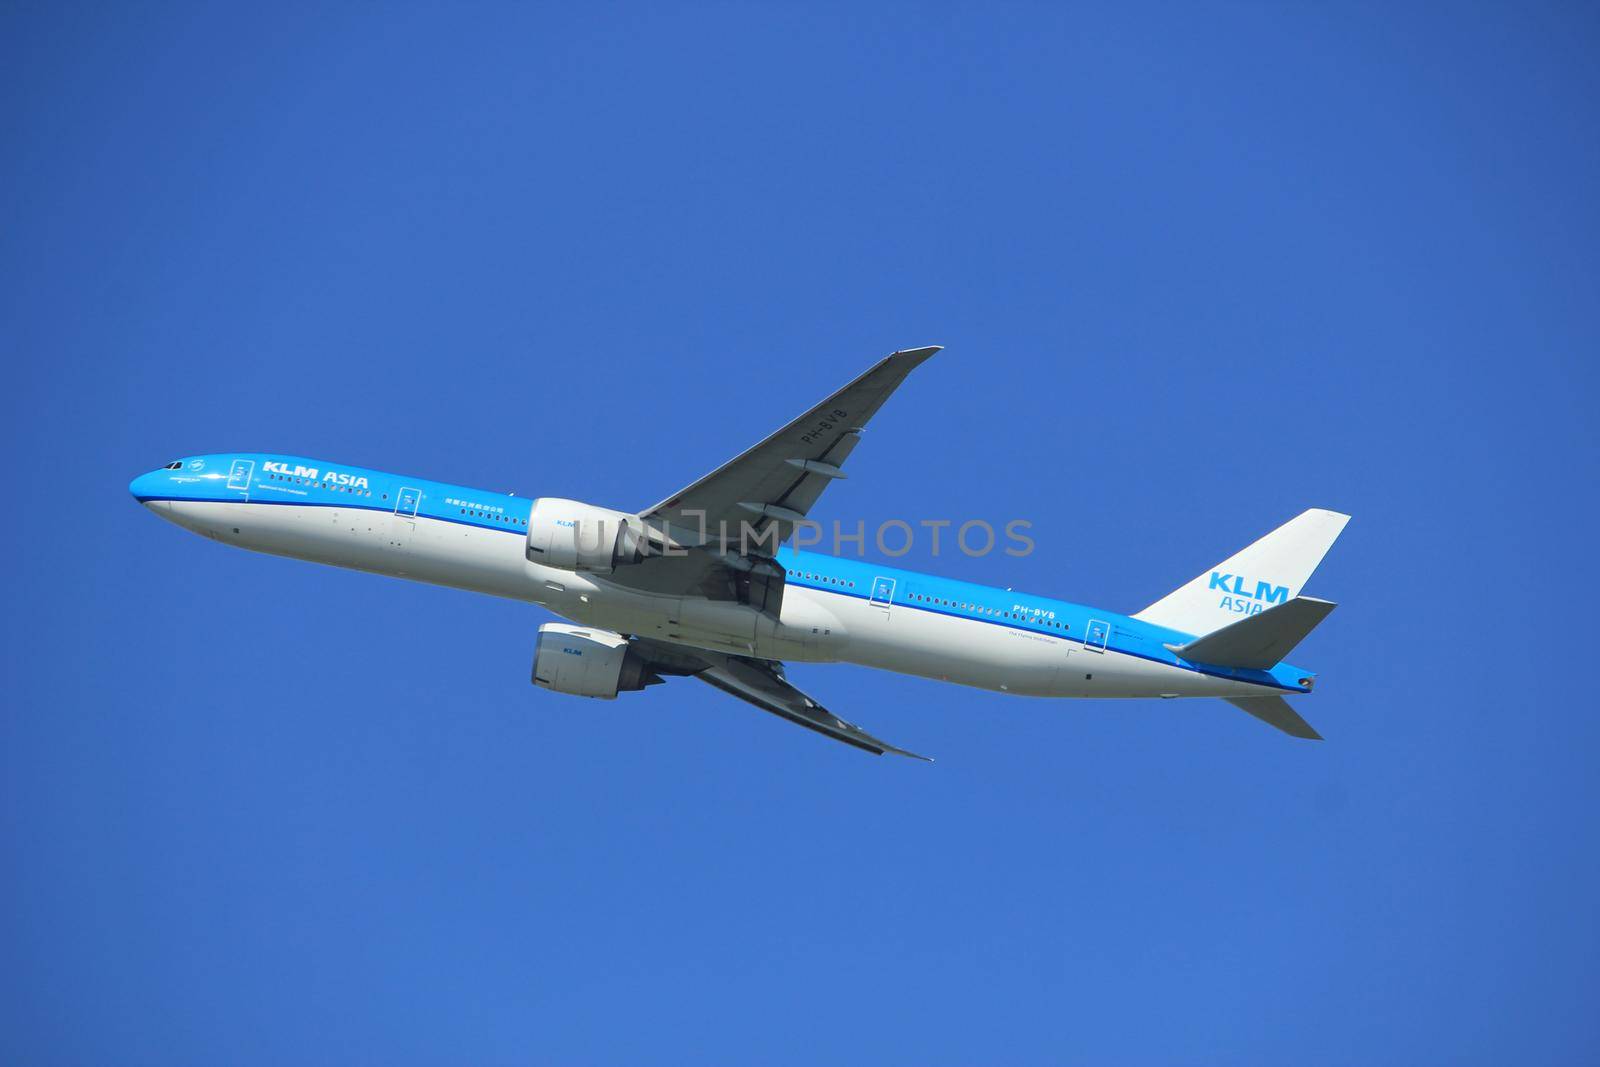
top-left (695, 671), bottom-right (921, 759)
top-left (631, 638), bottom-right (931, 760)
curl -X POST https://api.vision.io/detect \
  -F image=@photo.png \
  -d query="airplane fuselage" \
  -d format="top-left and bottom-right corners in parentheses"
top-left (131, 453), bottom-right (1314, 702)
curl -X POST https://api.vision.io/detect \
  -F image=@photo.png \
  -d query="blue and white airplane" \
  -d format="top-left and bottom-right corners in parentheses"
top-left (130, 348), bottom-right (1348, 759)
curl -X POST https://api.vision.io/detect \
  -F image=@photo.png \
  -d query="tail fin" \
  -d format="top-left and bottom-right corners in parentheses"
top-left (1134, 508), bottom-right (1349, 637)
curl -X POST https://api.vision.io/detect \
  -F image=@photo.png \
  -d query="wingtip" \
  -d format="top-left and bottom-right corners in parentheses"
top-left (893, 345), bottom-right (943, 363)
top-left (1305, 507), bottom-right (1353, 527)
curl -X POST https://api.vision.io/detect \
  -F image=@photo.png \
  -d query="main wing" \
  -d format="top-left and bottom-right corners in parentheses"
top-left (632, 638), bottom-right (931, 760)
top-left (639, 346), bottom-right (941, 551)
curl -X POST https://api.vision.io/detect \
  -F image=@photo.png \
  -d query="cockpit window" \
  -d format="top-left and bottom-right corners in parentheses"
top-left (165, 461), bottom-right (183, 469)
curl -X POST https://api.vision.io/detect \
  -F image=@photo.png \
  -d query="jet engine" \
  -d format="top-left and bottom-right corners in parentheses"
top-left (524, 498), bottom-right (646, 574)
top-left (531, 623), bottom-right (661, 699)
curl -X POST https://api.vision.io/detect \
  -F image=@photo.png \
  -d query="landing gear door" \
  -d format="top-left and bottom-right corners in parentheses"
top-left (227, 459), bottom-right (254, 498)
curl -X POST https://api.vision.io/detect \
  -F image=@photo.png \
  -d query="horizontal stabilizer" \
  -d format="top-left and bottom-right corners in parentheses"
top-left (1169, 596), bottom-right (1336, 670)
top-left (1224, 696), bottom-right (1322, 740)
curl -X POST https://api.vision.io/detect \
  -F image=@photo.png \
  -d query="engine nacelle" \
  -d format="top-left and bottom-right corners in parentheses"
top-left (525, 497), bottom-right (645, 574)
top-left (531, 623), bottom-right (659, 699)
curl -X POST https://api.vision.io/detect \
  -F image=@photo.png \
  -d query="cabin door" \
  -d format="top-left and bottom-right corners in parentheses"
top-left (387, 486), bottom-right (422, 566)
top-left (226, 458), bottom-right (254, 498)
top-left (869, 576), bottom-right (896, 614)
top-left (1083, 618), bottom-right (1110, 653)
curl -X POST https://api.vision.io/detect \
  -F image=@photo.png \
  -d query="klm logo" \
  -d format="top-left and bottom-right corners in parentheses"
top-left (1211, 572), bottom-right (1289, 616)
top-left (263, 460), bottom-right (369, 490)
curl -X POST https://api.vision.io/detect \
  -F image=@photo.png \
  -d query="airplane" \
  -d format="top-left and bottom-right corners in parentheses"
top-left (129, 347), bottom-right (1348, 760)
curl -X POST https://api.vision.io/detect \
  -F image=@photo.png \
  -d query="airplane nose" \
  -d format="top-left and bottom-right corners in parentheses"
top-left (129, 471), bottom-right (167, 510)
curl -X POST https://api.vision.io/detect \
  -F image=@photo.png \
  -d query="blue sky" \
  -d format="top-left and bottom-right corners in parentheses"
top-left (4, 3), bottom-right (1598, 1063)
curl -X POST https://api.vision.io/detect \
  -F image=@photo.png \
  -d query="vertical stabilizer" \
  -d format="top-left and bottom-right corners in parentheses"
top-left (1133, 509), bottom-right (1349, 637)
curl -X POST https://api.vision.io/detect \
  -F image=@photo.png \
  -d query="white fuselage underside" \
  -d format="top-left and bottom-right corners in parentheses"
top-left (158, 499), bottom-right (1277, 700)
